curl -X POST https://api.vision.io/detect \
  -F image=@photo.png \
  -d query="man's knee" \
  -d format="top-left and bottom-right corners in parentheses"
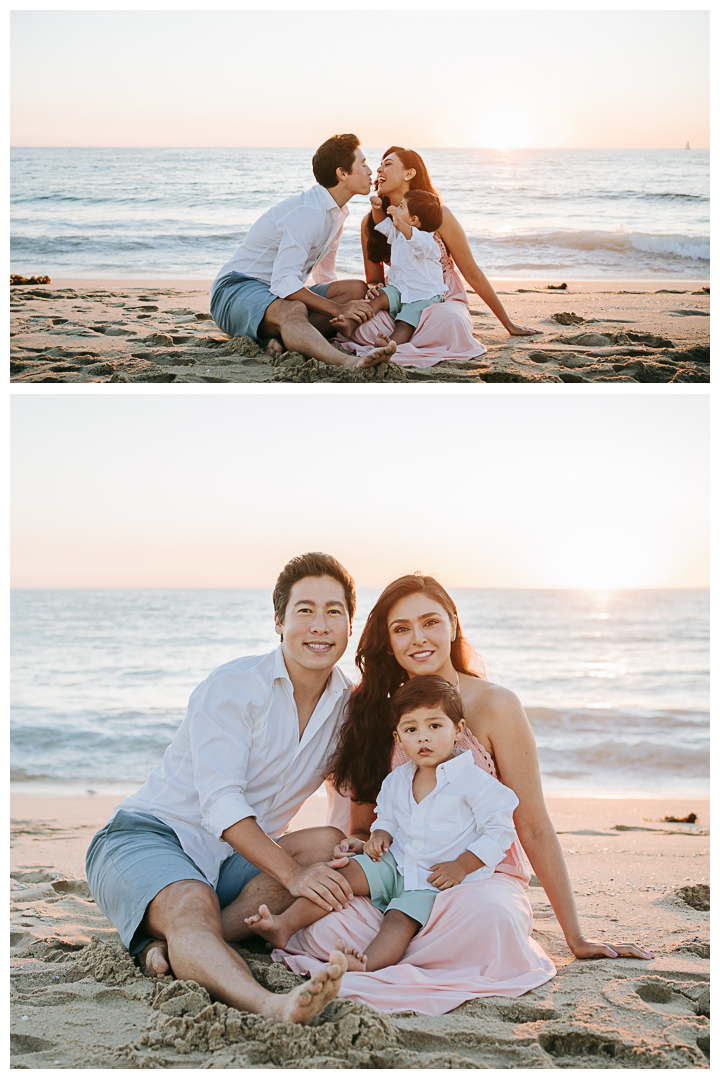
top-left (279, 826), bottom-right (344, 863)
top-left (145, 879), bottom-right (220, 935)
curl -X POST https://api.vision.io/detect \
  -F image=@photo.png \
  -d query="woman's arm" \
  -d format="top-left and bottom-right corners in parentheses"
top-left (437, 207), bottom-right (539, 336)
top-left (475, 687), bottom-right (653, 959)
top-left (361, 213), bottom-right (386, 286)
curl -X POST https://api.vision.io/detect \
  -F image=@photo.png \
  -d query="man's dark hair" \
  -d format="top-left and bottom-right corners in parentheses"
top-left (312, 134), bottom-right (361, 189)
top-left (389, 675), bottom-right (464, 730)
top-left (273, 552), bottom-right (356, 624)
top-left (404, 189), bottom-right (444, 233)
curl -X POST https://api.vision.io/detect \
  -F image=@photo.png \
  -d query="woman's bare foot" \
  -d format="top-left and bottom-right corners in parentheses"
top-left (265, 337), bottom-right (284, 356)
top-left (267, 949), bottom-right (347, 1025)
top-left (334, 937), bottom-right (367, 972)
top-left (244, 904), bottom-right (291, 949)
top-left (374, 330), bottom-right (392, 348)
top-left (354, 340), bottom-right (397, 369)
top-left (138, 939), bottom-right (172, 977)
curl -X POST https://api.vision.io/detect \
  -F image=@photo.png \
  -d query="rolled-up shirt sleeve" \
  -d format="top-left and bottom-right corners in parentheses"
top-left (466, 780), bottom-right (519, 873)
top-left (270, 207), bottom-right (324, 298)
top-left (187, 686), bottom-right (260, 840)
top-left (371, 774), bottom-right (399, 837)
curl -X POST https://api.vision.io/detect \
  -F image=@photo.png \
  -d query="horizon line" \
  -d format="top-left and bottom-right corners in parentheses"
top-left (10, 584), bottom-right (709, 592)
top-left (10, 145), bottom-right (710, 152)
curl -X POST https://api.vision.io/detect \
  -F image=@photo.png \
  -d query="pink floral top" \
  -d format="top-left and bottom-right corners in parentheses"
top-left (390, 730), bottom-right (530, 883)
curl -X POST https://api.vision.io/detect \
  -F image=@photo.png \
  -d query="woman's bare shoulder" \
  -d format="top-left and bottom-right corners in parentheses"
top-left (460, 675), bottom-right (525, 719)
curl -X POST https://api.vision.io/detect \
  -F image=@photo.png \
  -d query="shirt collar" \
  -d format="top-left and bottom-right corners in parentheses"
top-left (399, 748), bottom-right (474, 787)
top-left (271, 643), bottom-right (351, 698)
top-left (316, 183), bottom-right (348, 220)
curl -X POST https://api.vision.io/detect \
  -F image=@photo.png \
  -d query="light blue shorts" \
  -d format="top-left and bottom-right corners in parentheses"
top-left (353, 851), bottom-right (436, 928)
top-left (210, 272), bottom-right (331, 344)
top-left (86, 809), bottom-right (269, 955)
top-left (382, 285), bottom-right (445, 329)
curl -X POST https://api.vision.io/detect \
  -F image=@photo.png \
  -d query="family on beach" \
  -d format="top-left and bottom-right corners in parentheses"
top-left (209, 134), bottom-right (540, 370)
top-left (86, 553), bottom-right (652, 1025)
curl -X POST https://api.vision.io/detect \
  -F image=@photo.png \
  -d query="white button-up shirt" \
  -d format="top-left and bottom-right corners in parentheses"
top-left (211, 184), bottom-right (349, 299)
top-left (372, 750), bottom-right (519, 891)
top-left (114, 647), bottom-right (352, 888)
top-left (375, 216), bottom-right (449, 304)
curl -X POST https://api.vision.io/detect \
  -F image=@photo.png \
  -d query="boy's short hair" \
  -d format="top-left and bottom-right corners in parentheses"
top-left (312, 134), bottom-right (361, 189)
top-left (404, 189), bottom-right (443, 233)
top-left (389, 675), bottom-right (464, 729)
top-left (273, 552), bottom-right (356, 624)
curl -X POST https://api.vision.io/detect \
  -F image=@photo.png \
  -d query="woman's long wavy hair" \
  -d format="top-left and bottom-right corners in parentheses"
top-left (328, 574), bottom-right (485, 803)
top-left (365, 147), bottom-right (441, 265)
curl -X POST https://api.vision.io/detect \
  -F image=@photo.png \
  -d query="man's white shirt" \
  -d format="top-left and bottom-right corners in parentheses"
top-left (115, 646), bottom-right (352, 888)
top-left (372, 749), bottom-right (519, 891)
top-left (375, 217), bottom-right (448, 304)
top-left (211, 184), bottom-right (349, 299)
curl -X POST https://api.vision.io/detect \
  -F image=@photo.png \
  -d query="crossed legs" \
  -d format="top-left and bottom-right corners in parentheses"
top-left (138, 878), bottom-right (346, 1023)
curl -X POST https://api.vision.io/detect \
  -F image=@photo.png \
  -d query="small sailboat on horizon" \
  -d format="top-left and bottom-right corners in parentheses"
top-left (685, 141), bottom-right (691, 150)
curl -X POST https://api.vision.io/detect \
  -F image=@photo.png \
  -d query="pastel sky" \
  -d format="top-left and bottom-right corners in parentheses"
top-left (10, 6), bottom-right (709, 149)
top-left (11, 393), bottom-right (709, 591)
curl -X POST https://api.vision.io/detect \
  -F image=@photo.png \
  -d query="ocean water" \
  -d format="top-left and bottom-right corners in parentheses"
top-left (10, 588), bottom-right (708, 800)
top-left (10, 148), bottom-right (709, 282)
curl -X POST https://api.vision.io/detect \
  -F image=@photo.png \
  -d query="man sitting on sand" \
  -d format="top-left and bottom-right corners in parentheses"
top-left (209, 134), bottom-right (397, 370)
top-left (86, 552), bottom-right (360, 1025)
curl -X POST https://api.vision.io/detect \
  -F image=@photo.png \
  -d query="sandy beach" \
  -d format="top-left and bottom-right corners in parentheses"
top-left (10, 793), bottom-right (709, 1069)
top-left (10, 278), bottom-right (709, 384)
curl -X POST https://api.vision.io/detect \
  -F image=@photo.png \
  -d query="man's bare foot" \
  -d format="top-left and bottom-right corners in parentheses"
top-left (265, 337), bottom-right (284, 356)
top-left (374, 331), bottom-right (392, 348)
top-left (354, 340), bottom-right (397, 369)
top-left (334, 937), bottom-right (367, 972)
top-left (268, 949), bottom-right (347, 1025)
top-left (244, 903), bottom-right (290, 949)
top-left (138, 939), bottom-right (171, 977)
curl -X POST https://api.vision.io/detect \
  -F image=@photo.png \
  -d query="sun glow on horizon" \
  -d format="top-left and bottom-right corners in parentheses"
top-left (476, 113), bottom-right (541, 152)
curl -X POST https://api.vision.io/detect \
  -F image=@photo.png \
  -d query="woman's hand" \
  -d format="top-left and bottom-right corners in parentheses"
top-left (427, 860), bottom-right (467, 890)
top-left (332, 836), bottom-right (365, 860)
top-left (506, 322), bottom-right (541, 336)
top-left (568, 937), bottom-right (655, 960)
top-left (365, 284), bottom-right (384, 300)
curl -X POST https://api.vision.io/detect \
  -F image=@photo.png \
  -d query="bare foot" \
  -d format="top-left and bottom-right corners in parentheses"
top-left (269, 949), bottom-right (347, 1025)
top-left (265, 337), bottom-right (284, 356)
top-left (355, 340), bottom-right (397, 369)
top-left (334, 937), bottom-right (367, 972)
top-left (244, 903), bottom-right (290, 949)
top-left (329, 314), bottom-right (360, 334)
top-left (138, 939), bottom-right (171, 977)
top-left (374, 331), bottom-right (391, 348)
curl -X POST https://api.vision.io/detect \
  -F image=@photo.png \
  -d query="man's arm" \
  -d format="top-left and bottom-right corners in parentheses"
top-left (222, 817), bottom-right (352, 912)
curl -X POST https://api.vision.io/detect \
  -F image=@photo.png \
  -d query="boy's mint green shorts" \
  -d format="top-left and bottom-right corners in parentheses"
top-left (382, 285), bottom-right (445, 329)
top-left (353, 851), bottom-right (436, 927)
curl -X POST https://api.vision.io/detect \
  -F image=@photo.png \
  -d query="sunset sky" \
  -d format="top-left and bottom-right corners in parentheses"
top-left (11, 392), bottom-right (709, 592)
top-left (10, 6), bottom-right (709, 150)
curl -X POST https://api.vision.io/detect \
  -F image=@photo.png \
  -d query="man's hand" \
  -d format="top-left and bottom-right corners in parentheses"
top-left (332, 837), bottom-right (365, 860)
top-left (427, 859), bottom-right (468, 890)
top-left (340, 298), bottom-right (374, 324)
top-left (287, 858), bottom-right (353, 912)
top-left (365, 830), bottom-right (392, 861)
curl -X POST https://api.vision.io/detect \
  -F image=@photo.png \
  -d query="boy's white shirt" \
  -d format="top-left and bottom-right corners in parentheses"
top-left (371, 749), bottom-right (519, 891)
top-left (375, 216), bottom-right (449, 304)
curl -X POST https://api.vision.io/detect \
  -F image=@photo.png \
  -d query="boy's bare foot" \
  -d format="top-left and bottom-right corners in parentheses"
top-left (267, 949), bottom-right (347, 1025)
top-left (374, 331), bottom-right (392, 348)
top-left (329, 314), bottom-right (360, 334)
top-left (138, 939), bottom-right (172, 977)
top-left (354, 340), bottom-right (397, 369)
top-left (334, 937), bottom-right (367, 972)
top-left (244, 903), bottom-right (291, 949)
top-left (265, 337), bottom-right (284, 356)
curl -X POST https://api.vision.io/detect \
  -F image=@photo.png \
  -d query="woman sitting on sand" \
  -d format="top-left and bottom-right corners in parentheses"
top-left (333, 148), bottom-right (540, 366)
top-left (267, 574), bottom-right (653, 1015)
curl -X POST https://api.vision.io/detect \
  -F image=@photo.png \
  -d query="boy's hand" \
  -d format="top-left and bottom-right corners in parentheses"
top-left (386, 205), bottom-right (399, 220)
top-left (427, 859), bottom-right (467, 890)
top-left (369, 194), bottom-right (383, 211)
top-left (365, 831), bottom-right (392, 861)
top-left (332, 837), bottom-right (365, 860)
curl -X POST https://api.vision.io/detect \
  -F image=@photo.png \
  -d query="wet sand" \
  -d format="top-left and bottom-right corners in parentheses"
top-left (10, 278), bottom-right (709, 384)
top-left (10, 794), bottom-right (709, 1068)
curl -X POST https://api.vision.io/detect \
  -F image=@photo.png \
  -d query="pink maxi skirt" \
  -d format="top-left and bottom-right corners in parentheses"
top-left (272, 874), bottom-right (556, 1016)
